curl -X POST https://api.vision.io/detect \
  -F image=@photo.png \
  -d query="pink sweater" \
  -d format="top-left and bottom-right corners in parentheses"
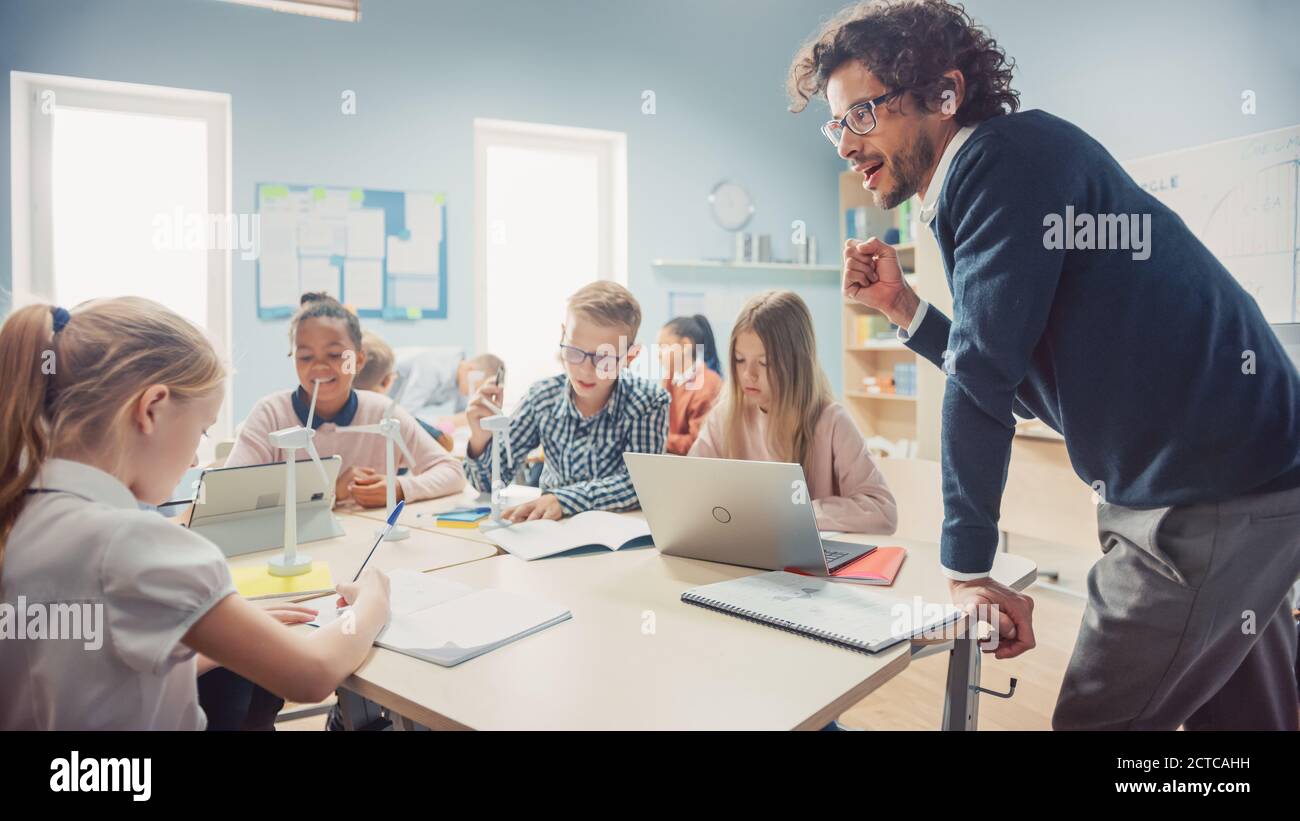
top-left (225, 390), bottom-right (466, 503)
top-left (688, 401), bottom-right (898, 534)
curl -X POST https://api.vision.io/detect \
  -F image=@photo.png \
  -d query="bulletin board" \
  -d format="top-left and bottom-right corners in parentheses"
top-left (255, 183), bottom-right (448, 320)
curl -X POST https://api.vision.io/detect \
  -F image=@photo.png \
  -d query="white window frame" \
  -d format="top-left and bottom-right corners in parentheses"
top-left (472, 118), bottom-right (628, 354)
top-left (10, 71), bottom-right (234, 441)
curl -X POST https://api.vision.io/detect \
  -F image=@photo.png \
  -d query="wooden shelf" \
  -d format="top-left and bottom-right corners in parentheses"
top-left (845, 390), bottom-right (917, 402)
top-left (840, 169), bottom-right (928, 449)
top-left (847, 340), bottom-right (907, 351)
top-left (652, 259), bottom-right (838, 273)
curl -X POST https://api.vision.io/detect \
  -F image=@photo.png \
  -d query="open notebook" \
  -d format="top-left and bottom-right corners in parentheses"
top-left (485, 511), bottom-right (653, 561)
top-left (306, 569), bottom-right (571, 667)
top-left (682, 571), bottom-right (961, 653)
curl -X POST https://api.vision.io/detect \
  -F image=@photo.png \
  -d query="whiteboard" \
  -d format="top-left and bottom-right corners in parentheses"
top-left (1122, 124), bottom-right (1300, 323)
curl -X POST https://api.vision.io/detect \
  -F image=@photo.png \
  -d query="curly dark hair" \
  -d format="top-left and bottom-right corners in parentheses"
top-left (787, 0), bottom-right (1018, 126)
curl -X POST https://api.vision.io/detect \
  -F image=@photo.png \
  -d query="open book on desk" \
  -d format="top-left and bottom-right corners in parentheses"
top-left (485, 511), bottom-right (653, 560)
top-left (306, 569), bottom-right (570, 667)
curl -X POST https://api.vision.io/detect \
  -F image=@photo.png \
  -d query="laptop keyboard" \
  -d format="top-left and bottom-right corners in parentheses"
top-left (822, 539), bottom-right (874, 572)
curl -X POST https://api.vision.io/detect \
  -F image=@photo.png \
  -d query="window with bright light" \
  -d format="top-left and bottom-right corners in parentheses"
top-left (51, 106), bottom-right (209, 329)
top-left (483, 127), bottom-right (624, 394)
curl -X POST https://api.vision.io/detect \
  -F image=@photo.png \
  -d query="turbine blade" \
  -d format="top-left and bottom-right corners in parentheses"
top-left (306, 379), bottom-right (322, 429)
top-left (305, 441), bottom-right (330, 495)
top-left (338, 424), bottom-right (384, 434)
top-left (394, 434), bottom-right (417, 469)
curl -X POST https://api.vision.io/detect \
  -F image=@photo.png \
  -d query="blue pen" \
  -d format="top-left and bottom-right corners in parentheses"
top-left (352, 500), bottom-right (405, 582)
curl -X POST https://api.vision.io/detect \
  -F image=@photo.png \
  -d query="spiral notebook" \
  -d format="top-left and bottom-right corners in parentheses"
top-left (681, 571), bottom-right (961, 653)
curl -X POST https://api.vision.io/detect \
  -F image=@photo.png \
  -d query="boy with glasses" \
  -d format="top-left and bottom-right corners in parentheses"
top-left (464, 281), bottom-right (669, 522)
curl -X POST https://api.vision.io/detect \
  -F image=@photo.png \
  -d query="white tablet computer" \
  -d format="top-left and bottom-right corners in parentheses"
top-left (189, 457), bottom-right (344, 557)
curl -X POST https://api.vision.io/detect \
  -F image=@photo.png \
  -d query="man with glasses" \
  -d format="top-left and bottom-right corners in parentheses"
top-left (789, 0), bottom-right (1300, 729)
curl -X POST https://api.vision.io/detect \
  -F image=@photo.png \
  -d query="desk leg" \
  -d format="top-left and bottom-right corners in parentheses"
top-left (336, 688), bottom-right (384, 731)
top-left (942, 636), bottom-right (981, 731)
top-left (391, 713), bottom-right (430, 731)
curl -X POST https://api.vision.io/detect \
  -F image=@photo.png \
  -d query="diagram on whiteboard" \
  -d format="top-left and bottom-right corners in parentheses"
top-left (1123, 124), bottom-right (1299, 323)
top-left (255, 183), bottom-right (447, 320)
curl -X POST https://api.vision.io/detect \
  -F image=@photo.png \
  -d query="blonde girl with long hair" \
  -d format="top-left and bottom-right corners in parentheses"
top-left (689, 290), bottom-right (897, 533)
top-left (0, 298), bottom-right (390, 730)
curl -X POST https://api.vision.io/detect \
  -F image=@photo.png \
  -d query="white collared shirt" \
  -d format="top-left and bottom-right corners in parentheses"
top-left (895, 126), bottom-right (992, 581)
top-left (0, 459), bottom-right (235, 729)
top-left (917, 125), bottom-right (975, 227)
top-left (897, 125), bottom-right (977, 345)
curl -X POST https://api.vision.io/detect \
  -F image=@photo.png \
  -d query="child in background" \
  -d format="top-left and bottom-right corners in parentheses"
top-left (356, 329), bottom-right (456, 452)
top-left (0, 297), bottom-right (390, 729)
top-left (354, 329), bottom-right (396, 393)
top-left (689, 290), bottom-right (897, 534)
top-left (225, 293), bottom-right (464, 508)
top-left (658, 314), bottom-right (723, 455)
top-left (465, 281), bottom-right (669, 522)
top-left (391, 348), bottom-right (504, 429)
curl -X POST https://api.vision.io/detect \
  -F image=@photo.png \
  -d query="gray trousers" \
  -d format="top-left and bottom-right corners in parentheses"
top-left (1053, 483), bottom-right (1300, 730)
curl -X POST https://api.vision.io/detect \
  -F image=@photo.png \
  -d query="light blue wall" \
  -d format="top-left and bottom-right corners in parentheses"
top-left (961, 0), bottom-right (1300, 159)
top-left (3, 0), bottom-right (1298, 422)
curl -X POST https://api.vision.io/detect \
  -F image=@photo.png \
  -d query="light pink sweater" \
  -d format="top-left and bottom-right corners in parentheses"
top-left (225, 390), bottom-right (466, 503)
top-left (688, 401), bottom-right (898, 534)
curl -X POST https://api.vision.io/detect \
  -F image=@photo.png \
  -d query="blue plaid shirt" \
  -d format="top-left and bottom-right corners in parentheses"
top-left (466, 372), bottom-right (669, 514)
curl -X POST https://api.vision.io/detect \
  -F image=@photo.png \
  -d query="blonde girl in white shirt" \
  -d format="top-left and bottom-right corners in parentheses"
top-left (0, 297), bottom-right (390, 730)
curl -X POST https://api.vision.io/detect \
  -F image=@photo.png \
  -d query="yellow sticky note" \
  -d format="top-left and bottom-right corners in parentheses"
top-left (311, 187), bottom-right (327, 201)
top-left (259, 184), bottom-right (289, 200)
top-left (349, 188), bottom-right (364, 203)
top-left (434, 193), bottom-right (446, 205)
top-left (406, 306), bottom-right (421, 319)
top-left (231, 562), bottom-right (334, 601)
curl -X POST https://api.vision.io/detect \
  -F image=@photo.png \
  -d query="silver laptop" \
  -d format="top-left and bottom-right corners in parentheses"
top-left (624, 453), bottom-right (874, 574)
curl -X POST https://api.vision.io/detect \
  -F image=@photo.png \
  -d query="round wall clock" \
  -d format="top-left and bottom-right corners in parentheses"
top-left (707, 180), bottom-right (754, 231)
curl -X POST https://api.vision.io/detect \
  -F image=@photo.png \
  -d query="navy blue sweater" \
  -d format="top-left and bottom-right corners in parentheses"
top-left (905, 110), bottom-right (1300, 574)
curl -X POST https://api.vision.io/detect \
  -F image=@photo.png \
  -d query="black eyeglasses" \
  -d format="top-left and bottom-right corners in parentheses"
top-left (559, 343), bottom-right (619, 369)
top-left (821, 88), bottom-right (906, 146)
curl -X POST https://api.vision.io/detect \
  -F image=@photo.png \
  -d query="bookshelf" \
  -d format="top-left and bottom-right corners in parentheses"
top-left (838, 171), bottom-right (947, 458)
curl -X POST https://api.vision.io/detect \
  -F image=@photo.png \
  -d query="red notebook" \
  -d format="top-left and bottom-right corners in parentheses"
top-left (786, 546), bottom-right (907, 585)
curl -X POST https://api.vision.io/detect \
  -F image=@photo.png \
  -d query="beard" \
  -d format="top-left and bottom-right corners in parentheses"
top-left (873, 130), bottom-right (937, 211)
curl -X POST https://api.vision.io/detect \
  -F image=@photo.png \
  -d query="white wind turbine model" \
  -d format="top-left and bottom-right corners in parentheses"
top-left (336, 396), bottom-right (416, 541)
top-left (265, 379), bottom-right (332, 576)
top-left (478, 400), bottom-right (514, 532)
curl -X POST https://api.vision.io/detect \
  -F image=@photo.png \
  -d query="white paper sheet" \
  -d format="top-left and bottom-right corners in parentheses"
top-left (258, 253), bottom-right (299, 309)
top-left (387, 193), bottom-right (440, 274)
top-left (299, 257), bottom-right (341, 298)
top-left (346, 209), bottom-right (385, 259)
top-left (343, 258), bottom-right (385, 311)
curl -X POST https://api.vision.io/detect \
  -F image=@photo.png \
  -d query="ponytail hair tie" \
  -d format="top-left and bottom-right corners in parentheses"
top-left (51, 306), bottom-right (71, 333)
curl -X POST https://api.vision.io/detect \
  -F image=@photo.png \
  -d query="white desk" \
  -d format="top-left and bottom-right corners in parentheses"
top-left (345, 484), bottom-right (541, 545)
top-left (227, 513), bottom-right (497, 600)
top-left (329, 533), bottom-right (1035, 731)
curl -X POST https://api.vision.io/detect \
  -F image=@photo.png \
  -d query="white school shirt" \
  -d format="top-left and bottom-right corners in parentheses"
top-left (0, 459), bottom-right (236, 730)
